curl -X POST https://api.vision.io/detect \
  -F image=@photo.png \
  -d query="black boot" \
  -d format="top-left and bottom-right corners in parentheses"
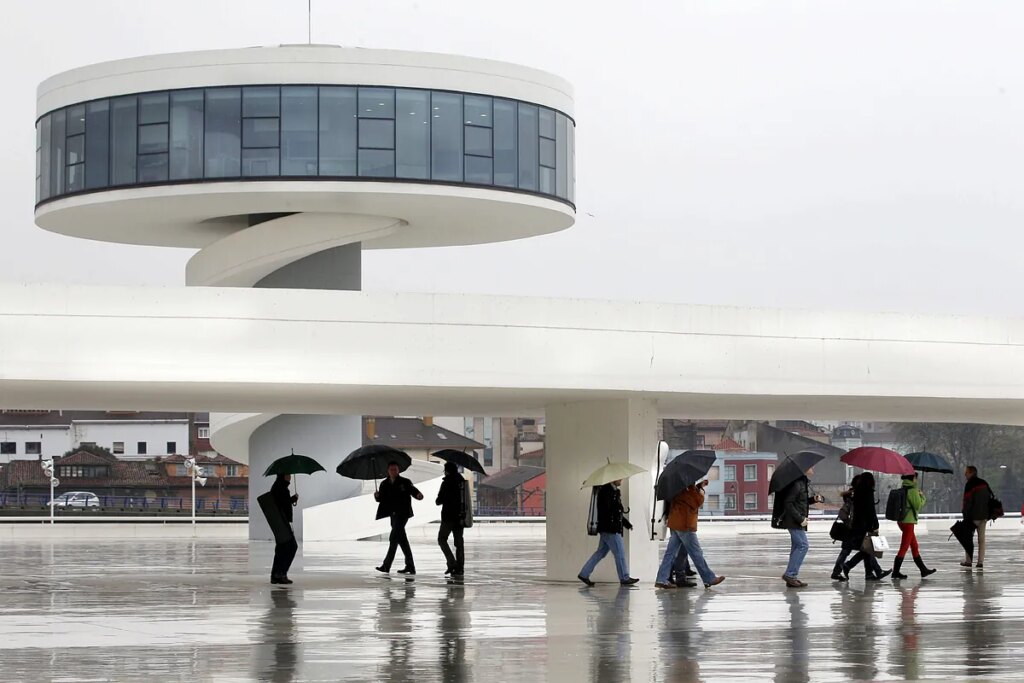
top-left (914, 555), bottom-right (936, 578)
top-left (892, 556), bottom-right (909, 580)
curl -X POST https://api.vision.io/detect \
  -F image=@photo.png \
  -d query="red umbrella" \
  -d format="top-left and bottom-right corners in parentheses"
top-left (840, 446), bottom-right (914, 475)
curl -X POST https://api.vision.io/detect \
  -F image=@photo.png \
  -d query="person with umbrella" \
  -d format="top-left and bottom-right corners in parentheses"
top-left (435, 461), bottom-right (467, 576)
top-left (375, 461), bottom-right (425, 575)
top-left (269, 474), bottom-right (299, 584)
top-left (771, 453), bottom-right (825, 588)
top-left (654, 479), bottom-right (725, 589)
top-left (838, 472), bottom-right (891, 582)
top-left (961, 465), bottom-right (992, 569)
top-left (891, 472), bottom-right (937, 580)
top-left (577, 477), bottom-right (640, 587)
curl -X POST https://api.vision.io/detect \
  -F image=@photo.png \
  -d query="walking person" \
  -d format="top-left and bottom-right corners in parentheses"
top-left (961, 465), bottom-right (991, 568)
top-left (774, 466), bottom-right (823, 588)
top-left (654, 480), bottom-right (725, 589)
top-left (892, 473), bottom-right (936, 579)
top-left (436, 462), bottom-right (466, 576)
top-left (830, 475), bottom-right (859, 581)
top-left (577, 479), bottom-right (640, 586)
top-left (671, 548), bottom-right (697, 588)
top-left (270, 473), bottom-right (299, 584)
top-left (375, 461), bottom-right (424, 575)
top-left (840, 472), bottom-right (892, 581)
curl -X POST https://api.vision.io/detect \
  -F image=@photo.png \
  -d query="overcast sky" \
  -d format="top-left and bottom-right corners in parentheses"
top-left (2, 1), bottom-right (1022, 317)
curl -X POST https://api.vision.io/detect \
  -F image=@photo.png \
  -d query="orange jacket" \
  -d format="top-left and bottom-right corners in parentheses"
top-left (667, 486), bottom-right (704, 532)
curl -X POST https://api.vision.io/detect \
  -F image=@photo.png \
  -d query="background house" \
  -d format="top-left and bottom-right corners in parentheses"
top-left (477, 465), bottom-right (546, 516)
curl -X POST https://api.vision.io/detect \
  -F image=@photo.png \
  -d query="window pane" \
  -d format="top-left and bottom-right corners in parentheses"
top-left (66, 163), bottom-right (84, 192)
top-left (111, 97), bottom-right (137, 186)
top-left (539, 107), bottom-right (556, 139)
top-left (319, 87), bottom-right (356, 176)
top-left (242, 117), bottom-right (279, 148)
top-left (35, 122), bottom-right (41, 202)
top-left (567, 119), bottom-right (575, 203)
top-left (243, 86), bottom-right (280, 117)
top-left (358, 118), bottom-right (394, 149)
top-left (556, 113), bottom-right (568, 199)
top-left (139, 93), bottom-right (169, 124)
top-left (517, 104), bottom-right (538, 190)
top-left (205, 88), bottom-right (241, 178)
top-left (85, 101), bottom-right (110, 189)
top-left (138, 153), bottom-right (168, 182)
top-left (465, 155), bottom-right (492, 184)
top-left (465, 126), bottom-right (492, 157)
top-left (138, 123), bottom-right (169, 154)
top-left (50, 109), bottom-right (65, 195)
top-left (396, 89), bottom-right (429, 179)
top-left (66, 105), bottom-right (85, 136)
top-left (281, 86), bottom-right (317, 176)
top-left (66, 134), bottom-right (84, 165)
top-left (540, 166), bottom-right (555, 195)
top-left (242, 148), bottom-right (280, 176)
top-left (431, 92), bottom-right (462, 181)
top-left (169, 90), bottom-right (204, 180)
top-left (39, 115), bottom-right (51, 200)
top-left (493, 100), bottom-right (517, 187)
top-left (358, 87), bottom-right (394, 119)
top-left (539, 137), bottom-right (555, 168)
top-left (464, 95), bottom-right (492, 127)
top-left (358, 149), bottom-right (395, 178)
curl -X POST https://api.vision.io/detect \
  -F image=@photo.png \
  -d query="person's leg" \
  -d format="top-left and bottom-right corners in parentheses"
top-left (283, 534), bottom-right (298, 577)
top-left (608, 533), bottom-right (630, 581)
top-left (786, 529), bottom-right (809, 578)
top-left (580, 534), bottom-right (611, 579)
top-left (381, 515), bottom-right (400, 569)
top-left (832, 547), bottom-right (852, 578)
top-left (897, 522), bottom-right (913, 559)
top-left (395, 516), bottom-right (414, 569)
top-left (438, 521), bottom-right (456, 570)
top-left (453, 526), bottom-right (465, 573)
top-left (271, 539), bottom-right (285, 578)
top-left (656, 530), bottom-right (684, 584)
top-left (975, 520), bottom-right (986, 565)
top-left (680, 531), bottom-right (718, 585)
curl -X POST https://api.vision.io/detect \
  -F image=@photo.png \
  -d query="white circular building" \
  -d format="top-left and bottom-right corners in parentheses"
top-left (34, 45), bottom-right (576, 541)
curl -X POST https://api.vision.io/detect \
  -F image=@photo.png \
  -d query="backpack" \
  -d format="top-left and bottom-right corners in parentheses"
top-left (988, 492), bottom-right (1004, 521)
top-left (586, 487), bottom-right (600, 535)
top-left (460, 479), bottom-right (474, 529)
top-left (885, 487), bottom-right (908, 522)
top-left (830, 497), bottom-right (853, 542)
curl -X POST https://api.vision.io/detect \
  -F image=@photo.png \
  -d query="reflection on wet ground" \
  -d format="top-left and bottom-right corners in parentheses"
top-left (0, 530), bottom-right (1022, 681)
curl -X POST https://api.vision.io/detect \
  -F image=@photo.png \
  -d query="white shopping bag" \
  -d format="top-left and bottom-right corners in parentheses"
top-left (871, 536), bottom-right (890, 552)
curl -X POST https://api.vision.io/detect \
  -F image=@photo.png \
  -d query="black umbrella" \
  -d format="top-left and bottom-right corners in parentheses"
top-left (769, 451), bottom-right (827, 494)
top-left (905, 452), bottom-right (953, 473)
top-left (949, 519), bottom-right (974, 559)
top-left (336, 444), bottom-right (412, 489)
top-left (262, 450), bottom-right (325, 493)
top-left (431, 449), bottom-right (487, 475)
top-left (656, 450), bottom-right (717, 501)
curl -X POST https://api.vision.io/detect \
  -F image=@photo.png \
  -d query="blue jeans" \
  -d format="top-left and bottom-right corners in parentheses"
top-left (786, 529), bottom-right (809, 578)
top-left (657, 530), bottom-right (717, 585)
top-left (580, 532), bottom-right (629, 581)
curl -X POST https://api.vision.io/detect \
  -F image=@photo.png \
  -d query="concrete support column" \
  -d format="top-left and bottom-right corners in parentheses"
top-left (545, 398), bottom-right (659, 582)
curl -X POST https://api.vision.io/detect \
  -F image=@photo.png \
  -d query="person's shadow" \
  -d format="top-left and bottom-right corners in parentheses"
top-left (438, 582), bottom-right (469, 683)
top-left (257, 590), bottom-right (298, 683)
top-left (776, 590), bottom-right (810, 683)
top-left (581, 585), bottom-right (633, 682)
top-left (833, 582), bottom-right (880, 681)
top-left (962, 572), bottom-right (1002, 678)
top-left (376, 583), bottom-right (417, 683)
top-left (891, 584), bottom-right (922, 679)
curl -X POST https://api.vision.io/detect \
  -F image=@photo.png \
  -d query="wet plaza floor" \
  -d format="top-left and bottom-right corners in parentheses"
top-left (1, 529), bottom-right (1023, 682)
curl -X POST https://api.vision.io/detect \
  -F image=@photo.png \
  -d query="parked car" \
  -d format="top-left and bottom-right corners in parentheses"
top-left (49, 492), bottom-right (101, 508)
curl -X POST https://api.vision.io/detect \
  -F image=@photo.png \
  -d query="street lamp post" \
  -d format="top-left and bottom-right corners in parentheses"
top-left (184, 457), bottom-right (207, 536)
top-left (40, 459), bottom-right (57, 524)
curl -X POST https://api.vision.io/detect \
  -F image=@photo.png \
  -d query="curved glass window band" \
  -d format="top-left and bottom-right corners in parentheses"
top-left (35, 85), bottom-right (575, 209)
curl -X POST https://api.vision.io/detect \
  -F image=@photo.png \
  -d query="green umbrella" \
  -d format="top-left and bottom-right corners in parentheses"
top-left (263, 450), bottom-right (326, 493)
top-left (581, 460), bottom-right (647, 489)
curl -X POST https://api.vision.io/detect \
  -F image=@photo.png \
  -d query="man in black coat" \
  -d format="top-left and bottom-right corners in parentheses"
top-left (436, 461), bottom-right (467, 576)
top-left (271, 474), bottom-right (299, 584)
top-left (375, 461), bottom-right (424, 575)
top-left (577, 480), bottom-right (639, 587)
top-left (961, 465), bottom-right (991, 568)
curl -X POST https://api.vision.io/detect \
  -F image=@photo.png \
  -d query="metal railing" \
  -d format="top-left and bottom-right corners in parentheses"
top-left (0, 493), bottom-right (248, 513)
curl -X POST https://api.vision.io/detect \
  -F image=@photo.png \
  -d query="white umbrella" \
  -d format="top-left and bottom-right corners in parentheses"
top-left (581, 460), bottom-right (647, 489)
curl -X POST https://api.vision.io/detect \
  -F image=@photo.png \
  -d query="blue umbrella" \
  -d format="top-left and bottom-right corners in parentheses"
top-left (905, 452), bottom-right (953, 474)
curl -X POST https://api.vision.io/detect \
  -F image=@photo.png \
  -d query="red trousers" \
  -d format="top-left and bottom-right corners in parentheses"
top-left (897, 521), bottom-right (919, 558)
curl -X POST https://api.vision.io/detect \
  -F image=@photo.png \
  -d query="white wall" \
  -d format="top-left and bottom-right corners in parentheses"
top-left (0, 425), bottom-right (68, 461)
top-left (71, 421), bottom-right (188, 457)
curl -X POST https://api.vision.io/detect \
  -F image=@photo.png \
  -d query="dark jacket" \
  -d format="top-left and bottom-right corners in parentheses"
top-left (963, 477), bottom-right (991, 521)
top-left (271, 476), bottom-right (294, 524)
top-left (596, 483), bottom-right (630, 534)
top-left (772, 477), bottom-right (814, 529)
top-left (841, 484), bottom-right (879, 550)
top-left (375, 475), bottom-right (422, 520)
top-left (435, 471), bottom-right (466, 524)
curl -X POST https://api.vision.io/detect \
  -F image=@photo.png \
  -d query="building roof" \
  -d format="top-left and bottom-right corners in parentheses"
top-left (0, 410), bottom-right (191, 426)
top-left (2, 458), bottom-right (165, 489)
top-left (158, 453), bottom-right (245, 466)
top-left (713, 437), bottom-right (748, 452)
top-left (479, 465), bottom-right (545, 490)
top-left (59, 450), bottom-right (118, 466)
top-left (520, 448), bottom-right (545, 461)
top-left (363, 417), bottom-right (485, 450)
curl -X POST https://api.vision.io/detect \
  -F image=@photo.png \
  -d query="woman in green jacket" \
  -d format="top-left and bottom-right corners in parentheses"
top-left (892, 473), bottom-right (937, 579)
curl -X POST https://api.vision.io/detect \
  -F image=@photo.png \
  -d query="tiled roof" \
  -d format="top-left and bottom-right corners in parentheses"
top-left (60, 450), bottom-right (118, 465)
top-left (2, 458), bottom-right (165, 488)
top-left (479, 465), bottom-right (545, 491)
top-left (159, 453), bottom-right (244, 466)
top-left (520, 448), bottom-right (545, 460)
top-left (713, 438), bottom-right (748, 452)
top-left (363, 417), bottom-right (485, 450)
